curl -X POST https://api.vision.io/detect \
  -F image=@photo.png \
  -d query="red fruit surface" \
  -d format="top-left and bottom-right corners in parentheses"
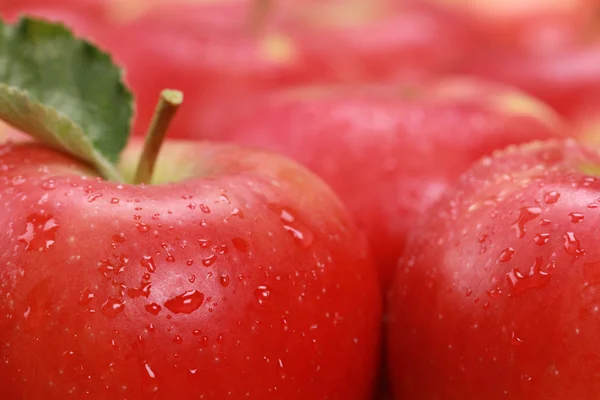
top-left (201, 78), bottom-right (570, 283)
top-left (1, 0), bottom-right (475, 137)
top-left (0, 139), bottom-right (381, 399)
top-left (388, 139), bottom-right (600, 399)
top-left (440, 0), bottom-right (600, 119)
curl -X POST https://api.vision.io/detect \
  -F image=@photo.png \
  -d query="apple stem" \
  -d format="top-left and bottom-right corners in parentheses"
top-left (248, 0), bottom-right (272, 33)
top-left (134, 89), bottom-right (183, 185)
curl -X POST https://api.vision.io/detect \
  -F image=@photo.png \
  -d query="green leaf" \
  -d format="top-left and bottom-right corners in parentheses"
top-left (0, 17), bottom-right (134, 181)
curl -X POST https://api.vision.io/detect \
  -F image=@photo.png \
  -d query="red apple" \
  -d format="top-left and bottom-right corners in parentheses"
top-left (0, 138), bottom-right (382, 399)
top-left (200, 77), bottom-right (571, 283)
top-left (0, 16), bottom-right (381, 399)
top-left (388, 139), bottom-right (600, 399)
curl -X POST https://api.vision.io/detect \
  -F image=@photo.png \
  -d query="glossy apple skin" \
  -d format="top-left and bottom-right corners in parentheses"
top-left (388, 139), bottom-right (600, 399)
top-left (0, 139), bottom-right (381, 399)
top-left (201, 78), bottom-right (570, 283)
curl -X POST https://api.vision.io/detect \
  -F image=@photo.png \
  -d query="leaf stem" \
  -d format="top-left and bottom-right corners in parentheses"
top-left (134, 89), bottom-right (183, 185)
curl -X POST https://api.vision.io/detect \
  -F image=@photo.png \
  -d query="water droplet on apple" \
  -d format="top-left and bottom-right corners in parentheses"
top-left (18, 213), bottom-right (59, 251)
top-left (202, 254), bottom-right (217, 267)
top-left (230, 208), bottom-right (244, 219)
top-left (140, 256), bottom-right (156, 273)
top-left (198, 239), bottom-right (211, 249)
top-left (173, 335), bottom-right (183, 344)
top-left (505, 257), bottom-right (551, 295)
top-left (137, 223), bottom-right (150, 233)
top-left (145, 303), bottom-right (162, 315)
top-left (543, 191), bottom-right (560, 204)
top-left (564, 232), bottom-right (584, 257)
top-left (100, 298), bottom-right (125, 317)
top-left (41, 179), bottom-right (56, 191)
top-left (127, 282), bottom-right (152, 299)
top-left (87, 193), bottom-right (103, 203)
top-left (199, 204), bottom-right (211, 213)
top-left (165, 254), bottom-right (175, 263)
top-left (534, 233), bottom-right (550, 245)
top-left (511, 331), bottom-right (524, 346)
top-left (278, 207), bottom-right (314, 247)
top-left (164, 290), bottom-right (204, 314)
top-left (111, 198), bottom-right (120, 204)
top-left (220, 274), bottom-right (230, 287)
top-left (497, 247), bottom-right (514, 263)
top-left (79, 289), bottom-right (94, 307)
top-left (232, 237), bottom-right (250, 252)
top-left (512, 207), bottom-right (541, 238)
top-left (220, 194), bottom-right (231, 204)
top-left (254, 286), bottom-right (272, 306)
top-left (569, 212), bottom-right (584, 223)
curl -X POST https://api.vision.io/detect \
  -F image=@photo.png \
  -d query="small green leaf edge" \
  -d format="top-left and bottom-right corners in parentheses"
top-left (0, 17), bottom-right (135, 181)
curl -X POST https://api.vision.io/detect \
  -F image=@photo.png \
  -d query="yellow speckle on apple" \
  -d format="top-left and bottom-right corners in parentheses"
top-left (259, 33), bottom-right (297, 64)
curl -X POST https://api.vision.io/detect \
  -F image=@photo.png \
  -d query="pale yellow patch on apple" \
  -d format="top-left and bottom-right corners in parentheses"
top-left (574, 115), bottom-right (600, 149)
top-left (291, 0), bottom-right (388, 30)
top-left (259, 33), bottom-right (297, 64)
top-left (433, 77), bottom-right (567, 132)
top-left (118, 138), bottom-right (201, 184)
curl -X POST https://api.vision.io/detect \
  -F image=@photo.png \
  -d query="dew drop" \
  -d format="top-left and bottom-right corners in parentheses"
top-left (254, 286), bottom-right (272, 306)
top-left (511, 331), bottom-right (524, 346)
top-left (505, 257), bottom-right (551, 295)
top-left (199, 204), bottom-right (211, 213)
top-left (220, 274), bottom-right (230, 287)
top-left (497, 247), bottom-right (515, 263)
top-left (173, 335), bottom-right (183, 344)
top-left (145, 303), bottom-right (162, 316)
top-left (141, 256), bottom-right (157, 273)
top-left (137, 223), bottom-right (150, 233)
top-left (230, 208), bottom-right (244, 219)
top-left (87, 193), bottom-right (103, 203)
top-left (111, 198), bottom-right (120, 204)
top-left (198, 239), bottom-right (211, 249)
top-left (534, 233), bottom-right (550, 245)
top-left (564, 232), bottom-right (584, 257)
top-left (202, 254), bottom-right (217, 267)
top-left (41, 179), bottom-right (56, 191)
top-left (569, 212), bottom-right (585, 223)
top-left (18, 213), bottom-right (59, 252)
top-left (79, 289), bottom-right (94, 307)
top-left (512, 207), bottom-right (541, 238)
top-left (543, 191), bottom-right (560, 204)
top-left (164, 290), bottom-right (204, 314)
top-left (100, 298), bottom-right (125, 317)
top-left (127, 282), bottom-right (152, 299)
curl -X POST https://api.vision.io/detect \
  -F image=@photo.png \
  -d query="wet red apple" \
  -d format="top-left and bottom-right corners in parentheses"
top-left (388, 139), bottom-right (600, 399)
top-left (0, 134), bottom-right (382, 400)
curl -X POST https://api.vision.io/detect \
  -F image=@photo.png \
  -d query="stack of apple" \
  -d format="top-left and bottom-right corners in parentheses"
top-left (3, 0), bottom-right (600, 399)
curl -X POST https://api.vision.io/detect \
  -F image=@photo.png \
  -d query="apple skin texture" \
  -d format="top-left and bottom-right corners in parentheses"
top-left (0, 140), bottom-right (381, 399)
top-left (388, 139), bottom-right (600, 399)
top-left (203, 79), bottom-right (570, 283)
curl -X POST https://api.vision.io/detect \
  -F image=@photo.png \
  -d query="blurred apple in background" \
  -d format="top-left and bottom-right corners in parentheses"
top-left (199, 77), bottom-right (570, 283)
top-left (1, 0), bottom-right (475, 138)
top-left (426, 0), bottom-right (600, 125)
